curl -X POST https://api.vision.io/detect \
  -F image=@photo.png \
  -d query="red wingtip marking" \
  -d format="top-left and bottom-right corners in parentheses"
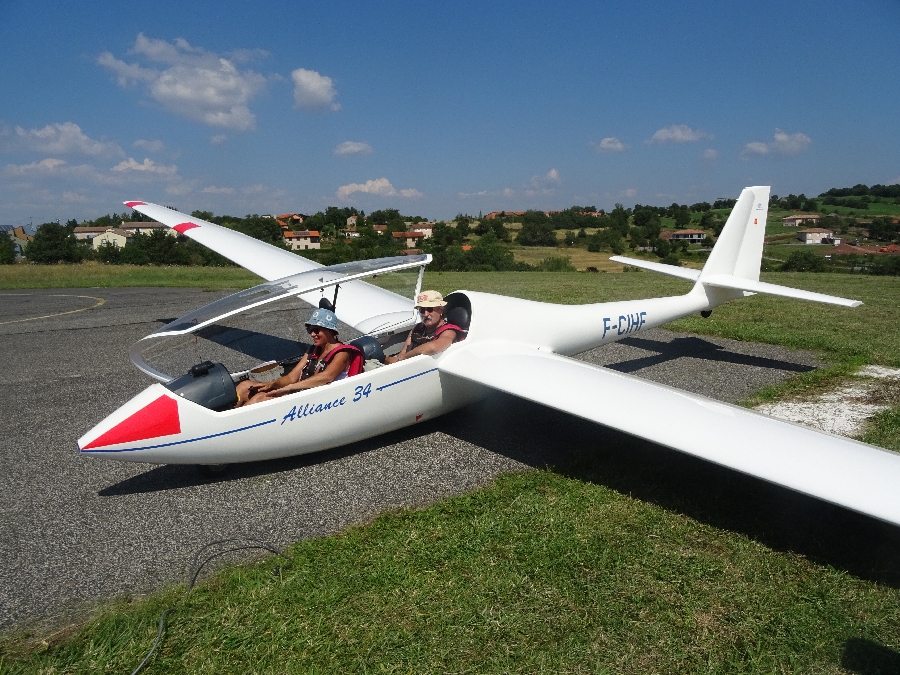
top-left (83, 395), bottom-right (181, 450)
top-left (125, 201), bottom-right (146, 208)
top-left (415, 414), bottom-right (423, 421)
top-left (173, 222), bottom-right (200, 233)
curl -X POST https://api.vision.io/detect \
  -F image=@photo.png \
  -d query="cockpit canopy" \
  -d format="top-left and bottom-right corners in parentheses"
top-left (131, 254), bottom-right (430, 382)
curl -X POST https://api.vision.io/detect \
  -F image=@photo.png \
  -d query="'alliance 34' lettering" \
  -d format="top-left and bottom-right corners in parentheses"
top-left (281, 381), bottom-right (374, 425)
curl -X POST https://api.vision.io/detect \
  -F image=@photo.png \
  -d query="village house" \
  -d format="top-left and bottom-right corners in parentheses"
top-left (797, 227), bottom-right (834, 244)
top-left (343, 226), bottom-right (360, 238)
top-left (346, 215), bottom-right (358, 227)
top-left (276, 213), bottom-right (310, 229)
top-left (74, 221), bottom-right (171, 241)
top-left (783, 214), bottom-right (820, 227)
top-left (392, 231), bottom-right (426, 248)
top-left (671, 229), bottom-right (707, 242)
top-left (92, 228), bottom-right (133, 250)
top-left (483, 210), bottom-right (562, 220)
top-left (409, 222), bottom-right (434, 238)
top-left (372, 224), bottom-right (387, 235)
top-left (10, 226), bottom-right (33, 256)
top-left (282, 230), bottom-right (320, 251)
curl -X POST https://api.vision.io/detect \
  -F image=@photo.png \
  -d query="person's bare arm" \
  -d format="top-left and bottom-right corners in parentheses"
top-left (383, 327), bottom-right (415, 364)
top-left (257, 351), bottom-right (351, 399)
top-left (394, 329), bottom-right (457, 361)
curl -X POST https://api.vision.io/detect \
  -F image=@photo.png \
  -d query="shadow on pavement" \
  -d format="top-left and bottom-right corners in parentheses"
top-left (604, 335), bottom-right (817, 374)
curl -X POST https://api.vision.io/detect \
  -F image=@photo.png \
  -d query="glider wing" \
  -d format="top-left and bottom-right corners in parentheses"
top-left (438, 340), bottom-right (900, 526)
top-left (125, 201), bottom-right (319, 281)
top-left (124, 201), bottom-right (423, 330)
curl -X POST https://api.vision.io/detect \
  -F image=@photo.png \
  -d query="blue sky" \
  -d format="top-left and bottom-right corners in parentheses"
top-left (2, 0), bottom-right (899, 226)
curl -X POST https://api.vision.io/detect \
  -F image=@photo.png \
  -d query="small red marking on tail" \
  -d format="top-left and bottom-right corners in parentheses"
top-left (125, 201), bottom-right (146, 208)
top-left (173, 222), bottom-right (200, 233)
top-left (83, 396), bottom-right (181, 450)
top-left (415, 414), bottom-right (423, 421)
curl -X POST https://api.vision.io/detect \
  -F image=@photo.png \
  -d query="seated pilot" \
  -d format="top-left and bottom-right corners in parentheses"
top-left (235, 309), bottom-right (362, 406)
top-left (384, 290), bottom-right (466, 364)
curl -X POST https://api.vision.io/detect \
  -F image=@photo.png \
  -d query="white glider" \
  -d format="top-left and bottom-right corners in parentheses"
top-left (78, 188), bottom-right (900, 527)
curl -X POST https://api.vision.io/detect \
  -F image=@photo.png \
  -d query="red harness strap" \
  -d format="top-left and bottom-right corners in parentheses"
top-left (324, 344), bottom-right (365, 376)
top-left (301, 343), bottom-right (365, 380)
top-left (435, 323), bottom-right (467, 341)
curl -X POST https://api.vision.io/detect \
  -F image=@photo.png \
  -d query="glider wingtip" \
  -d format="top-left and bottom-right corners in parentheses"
top-left (124, 200), bottom-right (146, 208)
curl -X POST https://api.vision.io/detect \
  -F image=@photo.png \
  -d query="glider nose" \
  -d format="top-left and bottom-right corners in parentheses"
top-left (79, 390), bottom-right (182, 452)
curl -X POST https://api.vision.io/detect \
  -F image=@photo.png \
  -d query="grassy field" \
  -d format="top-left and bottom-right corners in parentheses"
top-left (4, 468), bottom-right (900, 674)
top-left (0, 262), bottom-right (263, 290)
top-left (2, 265), bottom-right (900, 673)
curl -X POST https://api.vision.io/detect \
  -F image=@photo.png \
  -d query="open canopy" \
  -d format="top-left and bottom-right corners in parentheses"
top-left (151, 255), bottom-right (429, 337)
top-left (132, 254), bottom-right (429, 381)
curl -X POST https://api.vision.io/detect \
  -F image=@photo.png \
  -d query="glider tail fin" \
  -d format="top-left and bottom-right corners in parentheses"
top-left (696, 185), bottom-right (861, 307)
top-left (698, 185), bottom-right (769, 283)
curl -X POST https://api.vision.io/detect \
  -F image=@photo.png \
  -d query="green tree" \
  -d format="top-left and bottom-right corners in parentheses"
top-left (537, 255), bottom-right (576, 271)
top-left (608, 204), bottom-right (630, 236)
top-left (0, 232), bottom-right (16, 264)
top-left (781, 249), bottom-right (826, 272)
top-left (25, 222), bottom-right (81, 263)
top-left (236, 215), bottom-right (286, 247)
top-left (96, 240), bottom-right (122, 264)
top-left (516, 211), bottom-right (556, 246)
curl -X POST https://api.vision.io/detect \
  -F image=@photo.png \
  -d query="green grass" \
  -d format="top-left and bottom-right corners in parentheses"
top-left (0, 262), bottom-right (263, 290)
top-left (4, 470), bottom-right (899, 673)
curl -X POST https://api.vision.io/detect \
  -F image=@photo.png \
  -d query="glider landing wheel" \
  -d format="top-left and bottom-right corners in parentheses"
top-left (197, 463), bottom-right (233, 479)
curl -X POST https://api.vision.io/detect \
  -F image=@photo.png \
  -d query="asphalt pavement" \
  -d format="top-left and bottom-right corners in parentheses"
top-left (2, 287), bottom-right (897, 632)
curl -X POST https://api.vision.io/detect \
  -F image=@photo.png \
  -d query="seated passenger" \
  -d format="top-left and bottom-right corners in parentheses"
top-left (235, 309), bottom-right (362, 406)
top-left (384, 290), bottom-right (466, 364)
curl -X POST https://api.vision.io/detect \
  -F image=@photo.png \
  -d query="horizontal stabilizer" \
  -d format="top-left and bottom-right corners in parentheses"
top-left (439, 341), bottom-right (899, 526)
top-left (610, 256), bottom-right (701, 281)
top-left (701, 274), bottom-right (862, 307)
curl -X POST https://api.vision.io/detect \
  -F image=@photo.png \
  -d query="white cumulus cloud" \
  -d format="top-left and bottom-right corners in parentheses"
top-left (5, 158), bottom-right (68, 175)
top-left (336, 177), bottom-right (421, 200)
top-left (98, 34), bottom-right (267, 131)
top-left (742, 129), bottom-right (811, 157)
top-left (647, 124), bottom-right (712, 144)
top-left (702, 148), bottom-right (718, 161)
top-left (5, 122), bottom-right (123, 157)
top-left (595, 137), bottom-right (626, 153)
top-left (525, 168), bottom-right (561, 197)
top-left (203, 185), bottom-right (235, 194)
top-left (112, 157), bottom-right (177, 176)
top-left (292, 68), bottom-right (340, 111)
top-left (334, 141), bottom-right (372, 157)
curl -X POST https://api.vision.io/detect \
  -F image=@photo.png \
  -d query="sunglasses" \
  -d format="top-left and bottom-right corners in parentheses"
top-left (417, 306), bottom-right (441, 314)
top-left (307, 326), bottom-right (327, 334)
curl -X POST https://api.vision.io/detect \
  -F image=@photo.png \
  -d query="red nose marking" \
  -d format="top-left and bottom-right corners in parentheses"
top-left (83, 396), bottom-right (181, 449)
top-left (125, 201), bottom-right (146, 208)
top-left (173, 222), bottom-right (200, 233)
